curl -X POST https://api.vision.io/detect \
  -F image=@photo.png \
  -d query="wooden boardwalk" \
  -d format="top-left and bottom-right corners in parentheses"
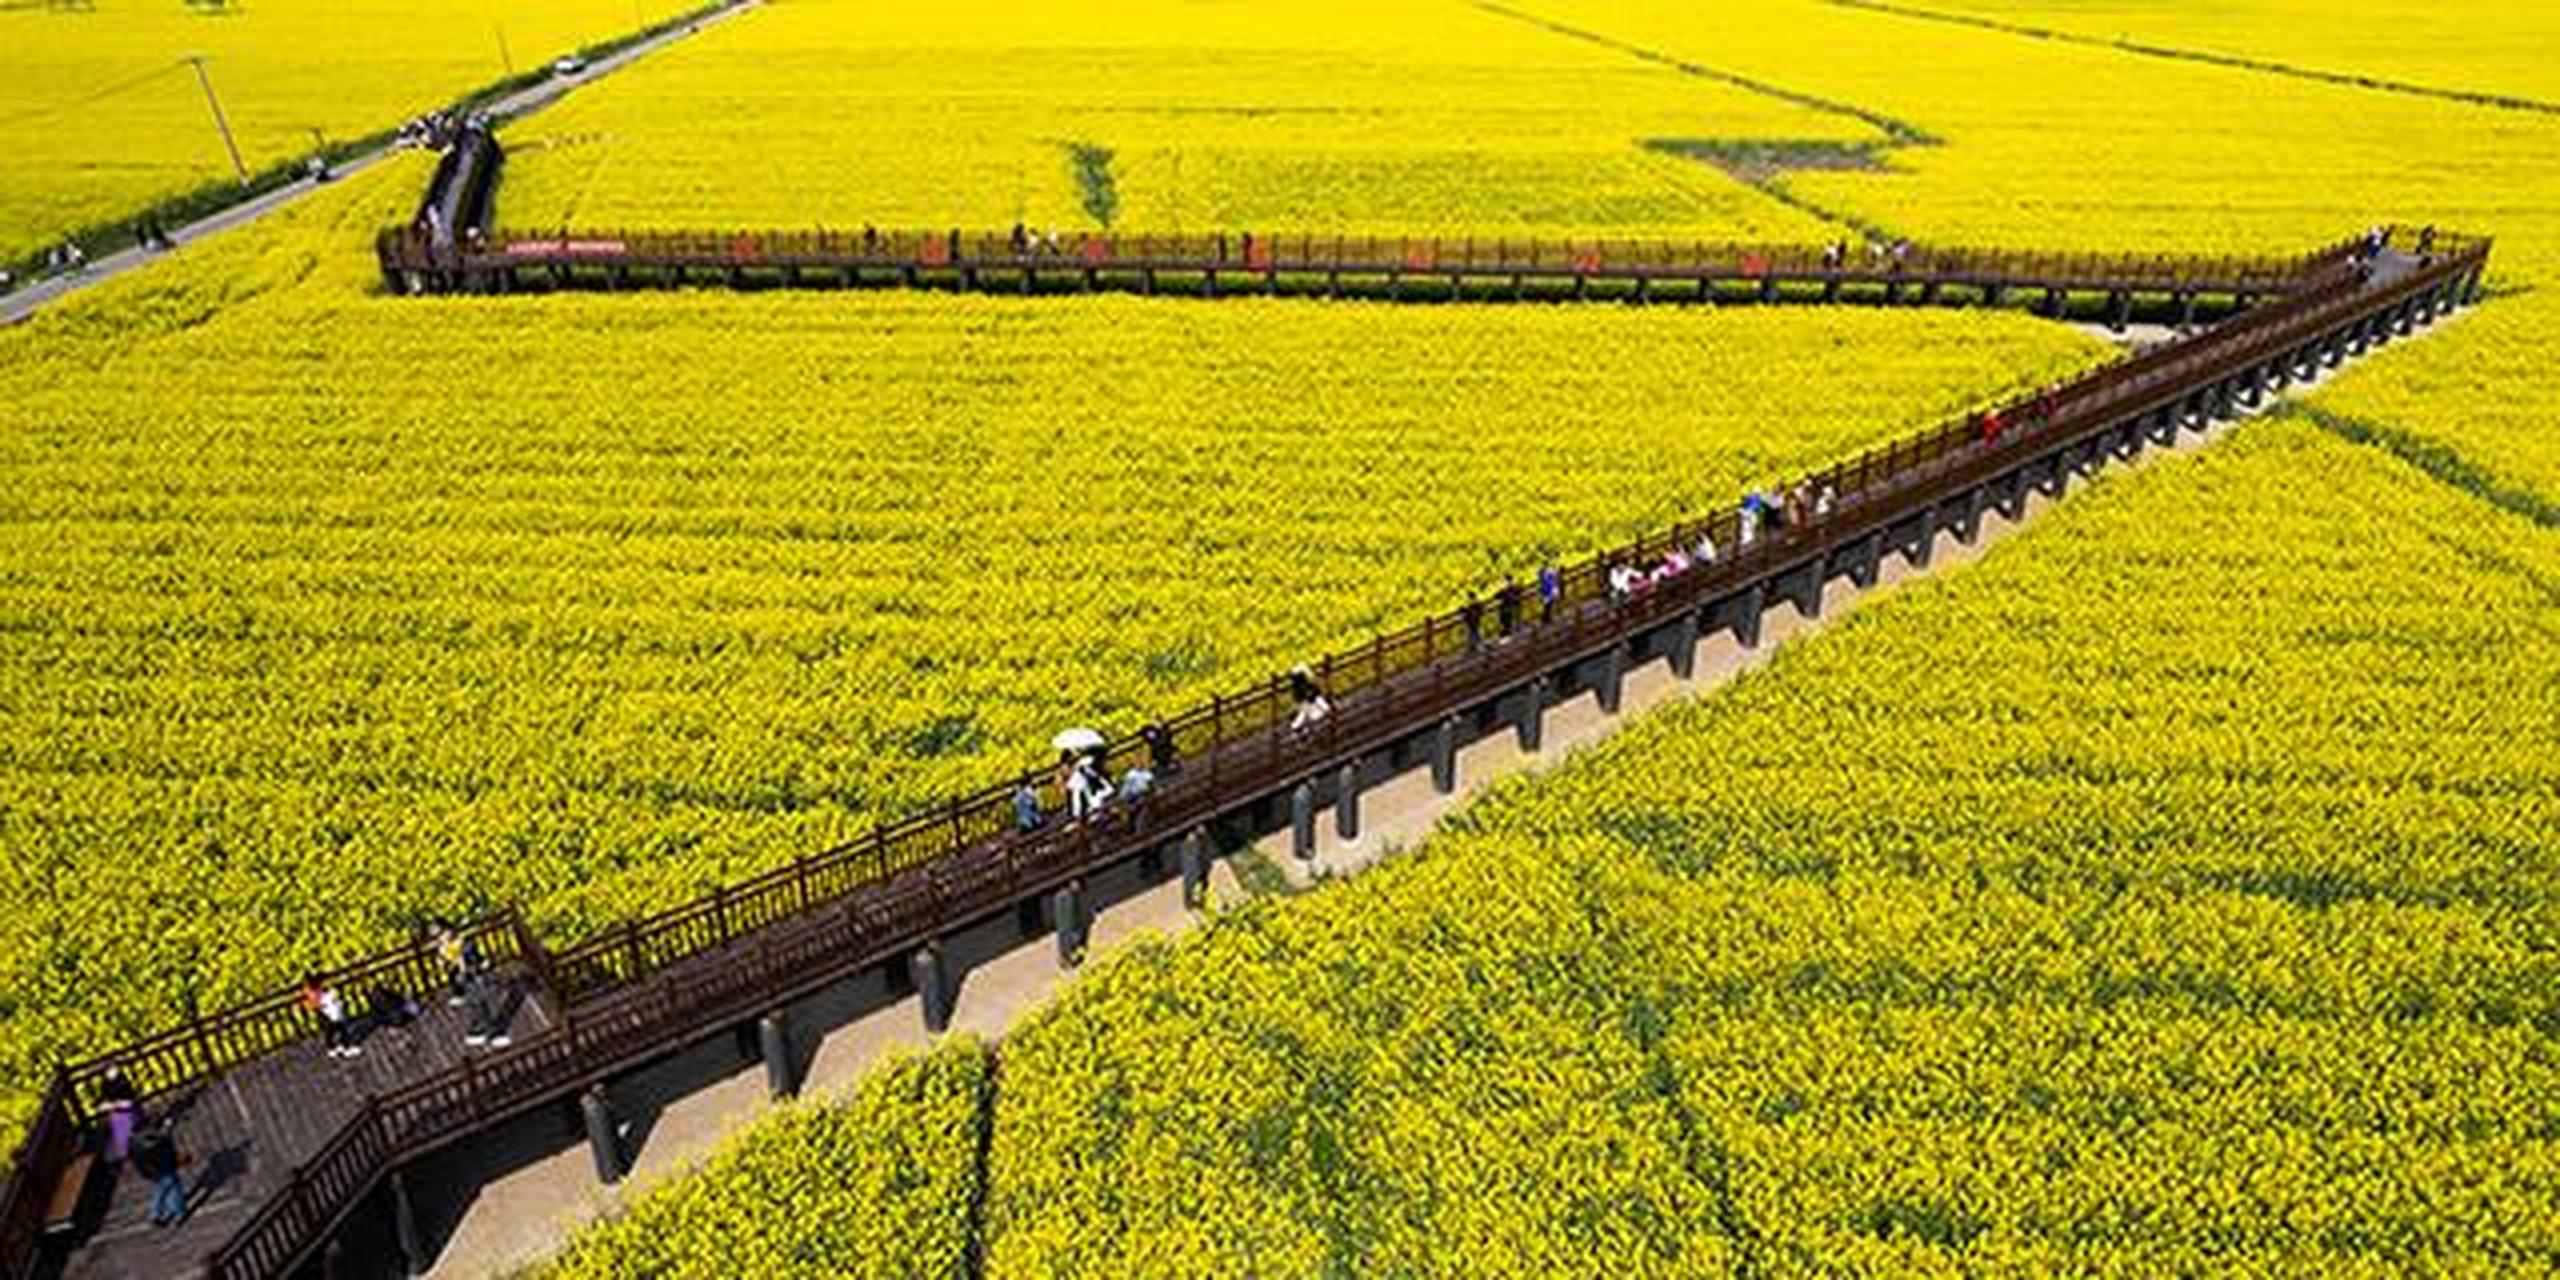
top-left (0, 229), bottom-right (2491, 1280)
top-left (56, 994), bottom-right (550, 1280)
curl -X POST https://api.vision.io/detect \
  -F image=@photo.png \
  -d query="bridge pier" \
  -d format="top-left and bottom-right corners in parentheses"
top-left (1996, 472), bottom-right (2029, 521)
top-left (1850, 532), bottom-right (1883, 588)
top-left (1179, 828), bottom-right (1209, 907)
top-left (2176, 292), bottom-right (2197, 328)
top-left (1982, 282), bottom-right (2005, 308)
top-left (390, 1169), bottom-right (427, 1277)
top-left (1907, 507), bottom-right (1936, 568)
top-left (2107, 290), bottom-right (2131, 332)
top-left (1592, 645), bottom-right (1625, 714)
top-left (1052, 880), bottom-right (1089, 967)
top-left (912, 942), bottom-right (953, 1033)
top-left (1822, 276), bottom-right (1841, 303)
top-left (1731, 582), bottom-right (1764, 649)
top-left (1290, 781), bottom-right (1317, 860)
top-left (760, 1011), bottom-right (795, 1098)
top-left (1335, 761), bottom-right (1361, 839)
top-left (1516, 676), bottom-right (1549, 751)
top-left (1667, 613), bottom-right (1700, 679)
top-left (581, 1084), bottom-right (626, 1185)
top-left (2041, 287), bottom-right (2064, 317)
top-left (1431, 716), bottom-right (1460, 793)
top-left (1919, 280), bottom-right (1940, 306)
top-left (1759, 276), bottom-right (1778, 304)
top-left (1784, 558), bottom-right (1823, 620)
top-left (1204, 269), bottom-right (1220, 298)
top-left (1954, 488), bottom-right (1985, 543)
top-left (1015, 895), bottom-right (1043, 938)
top-left (2040, 453), bottom-right (2071, 499)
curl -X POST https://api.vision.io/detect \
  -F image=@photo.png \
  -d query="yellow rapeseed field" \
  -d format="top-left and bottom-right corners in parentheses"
top-left (0, 0), bottom-right (698, 263)
top-left (0, 159), bottom-right (2101, 1130)
top-left (496, 0), bottom-right (1857, 238)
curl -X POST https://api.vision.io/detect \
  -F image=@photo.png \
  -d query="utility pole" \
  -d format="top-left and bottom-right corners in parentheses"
top-left (182, 54), bottom-right (249, 188)
top-left (494, 22), bottom-right (515, 75)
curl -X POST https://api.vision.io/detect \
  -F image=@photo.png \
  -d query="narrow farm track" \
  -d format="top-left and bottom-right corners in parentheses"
top-left (0, 0), bottom-right (757, 329)
top-left (1822, 0), bottom-right (2560, 117)
top-left (0, 227), bottom-right (2492, 1280)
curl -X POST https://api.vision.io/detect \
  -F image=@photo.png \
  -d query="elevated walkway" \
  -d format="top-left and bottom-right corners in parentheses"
top-left (0, 227), bottom-right (2491, 1280)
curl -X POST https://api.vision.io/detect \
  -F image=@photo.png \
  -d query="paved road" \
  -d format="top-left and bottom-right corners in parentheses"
top-left (0, 0), bottom-right (754, 327)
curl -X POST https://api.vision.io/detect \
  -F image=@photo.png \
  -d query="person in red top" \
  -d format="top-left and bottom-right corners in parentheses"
top-left (1980, 407), bottom-right (2005, 446)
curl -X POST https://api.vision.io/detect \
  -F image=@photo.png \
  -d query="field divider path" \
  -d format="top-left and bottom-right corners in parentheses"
top-left (0, 228), bottom-right (2493, 1280)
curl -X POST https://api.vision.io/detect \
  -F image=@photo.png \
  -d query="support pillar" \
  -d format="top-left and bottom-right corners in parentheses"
top-left (1516, 676), bottom-right (1549, 751)
top-left (2107, 290), bottom-right (2130, 333)
top-left (1790, 561), bottom-right (1823, 620)
top-left (1052, 881), bottom-right (1088, 967)
top-left (760, 1012), bottom-right (795, 1098)
top-left (1594, 645), bottom-right (1625, 714)
top-left (323, 1240), bottom-right (348, 1280)
top-left (1982, 282), bottom-right (2005, 308)
top-left (581, 1084), bottom-right (625, 1185)
top-left (1334, 762), bottom-right (1360, 840)
top-left (1668, 613), bottom-right (1699, 679)
top-left (1290, 781), bottom-right (1317, 860)
top-left (1851, 532), bottom-right (1883, 588)
top-left (2177, 292), bottom-right (2197, 328)
top-left (1733, 583), bottom-right (1764, 650)
top-left (911, 943), bottom-right (952, 1033)
top-left (1178, 828), bottom-right (1209, 908)
top-left (390, 1170), bottom-right (426, 1277)
top-left (1997, 474), bottom-right (2028, 521)
top-left (1955, 489), bottom-right (1984, 543)
top-left (1908, 508), bottom-right (1936, 568)
top-left (1015, 896), bottom-right (1043, 938)
top-left (1430, 717), bottom-right (1459, 794)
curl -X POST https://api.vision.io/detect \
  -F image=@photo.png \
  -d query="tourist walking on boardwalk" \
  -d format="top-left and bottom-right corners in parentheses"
top-left (1014, 780), bottom-right (1045, 832)
top-left (95, 1065), bottom-right (140, 1162)
top-left (1537, 564), bottom-right (1561, 622)
top-left (1117, 764), bottom-right (1156, 831)
top-left (1288, 665), bottom-right (1330, 730)
top-left (301, 975), bottom-right (360, 1059)
top-left (1142, 722), bottom-right (1180, 776)
top-left (430, 919), bottom-right (483, 1008)
top-left (131, 1123), bottom-right (186, 1227)
top-left (461, 965), bottom-right (512, 1050)
top-left (1068, 753), bottom-right (1112, 822)
top-left (1495, 580), bottom-right (1523, 639)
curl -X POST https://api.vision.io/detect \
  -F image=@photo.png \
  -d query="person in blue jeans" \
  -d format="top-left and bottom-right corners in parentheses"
top-left (131, 1124), bottom-right (185, 1227)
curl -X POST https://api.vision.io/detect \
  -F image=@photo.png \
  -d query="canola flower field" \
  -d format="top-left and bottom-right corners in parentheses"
top-left (496, 0), bottom-right (1857, 238)
top-left (0, 159), bottom-right (2103, 1132)
top-left (536, 1041), bottom-right (988, 1280)
top-left (3, 0), bottom-right (2558, 1268)
top-left (0, 0), bottom-right (699, 265)
top-left (546, 419), bottom-right (2559, 1276)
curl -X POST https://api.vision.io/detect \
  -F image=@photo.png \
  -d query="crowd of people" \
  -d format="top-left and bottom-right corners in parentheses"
top-left (81, 920), bottom-right (515, 1229)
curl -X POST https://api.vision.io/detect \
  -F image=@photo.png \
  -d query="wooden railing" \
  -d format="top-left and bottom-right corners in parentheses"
top-left (11, 228), bottom-right (2490, 1280)
top-left (0, 1071), bottom-right (75, 1280)
top-left (52, 914), bottom-right (527, 1119)
top-left (380, 223), bottom-right (2372, 297)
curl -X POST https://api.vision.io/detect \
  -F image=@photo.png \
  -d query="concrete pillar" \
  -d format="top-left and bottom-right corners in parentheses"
top-left (1334, 762), bottom-right (1360, 840)
top-left (2177, 292), bottom-right (2197, 328)
top-left (911, 943), bottom-right (952, 1033)
top-left (1909, 508), bottom-right (1937, 568)
top-left (1955, 489), bottom-right (1984, 543)
top-left (1851, 532), bottom-right (1883, 588)
top-left (1290, 781), bottom-right (1317, 860)
top-left (581, 1084), bottom-right (624, 1185)
top-left (1430, 717), bottom-right (1459, 794)
top-left (1178, 828), bottom-right (1209, 908)
top-left (2046, 455), bottom-right (2072, 499)
top-left (1516, 676), bottom-right (1549, 751)
top-left (2152, 408), bottom-right (2178, 445)
top-left (1791, 561), bottom-right (1823, 620)
top-left (1982, 282), bottom-right (2005, 308)
top-left (324, 1239), bottom-right (348, 1280)
top-left (2042, 287), bottom-right (2064, 317)
top-left (2397, 298), bottom-right (2418, 335)
top-left (1052, 881), bottom-right (1088, 967)
top-left (1997, 474), bottom-right (2028, 521)
top-left (1014, 896), bottom-right (1043, 938)
top-left (2108, 290), bottom-right (2131, 333)
top-left (759, 1012), bottom-right (795, 1098)
top-left (1594, 646), bottom-right (1625, 714)
top-left (1668, 613), bottom-right (1700, 679)
top-left (1733, 583), bottom-right (1764, 650)
top-left (390, 1170), bottom-right (426, 1277)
